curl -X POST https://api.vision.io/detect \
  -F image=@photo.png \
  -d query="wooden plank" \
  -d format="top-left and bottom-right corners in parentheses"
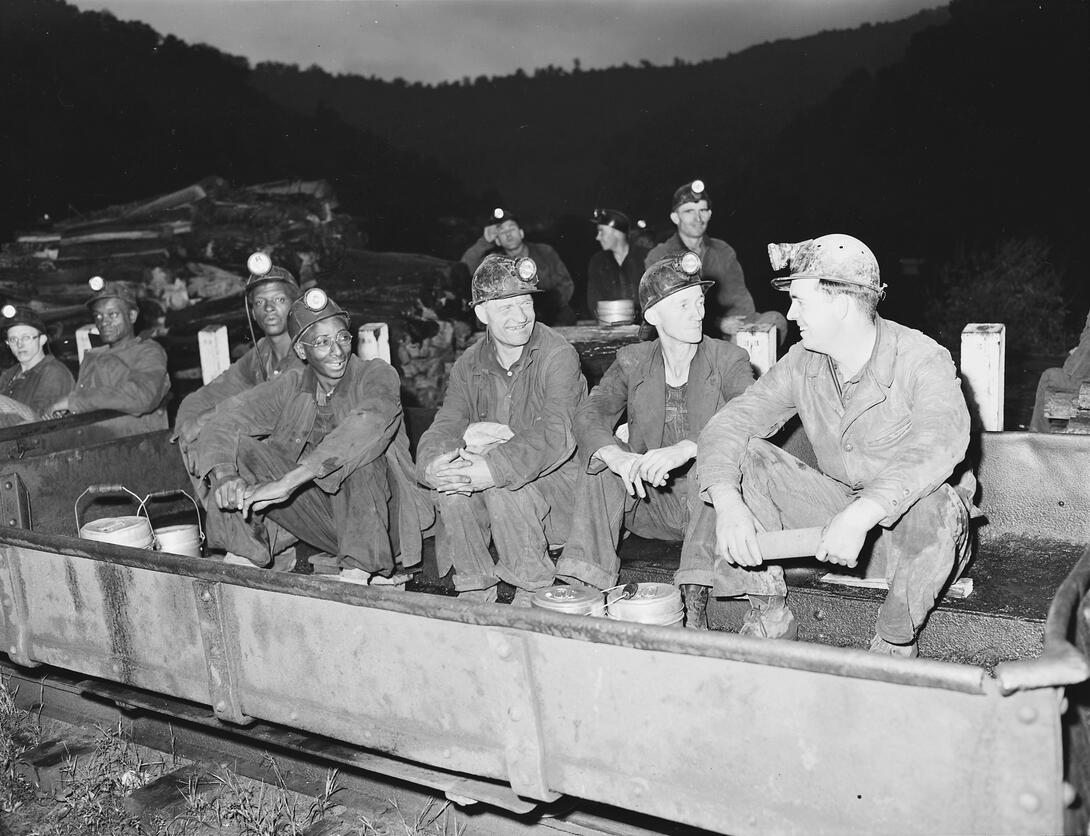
top-left (122, 762), bottom-right (219, 823)
top-left (14, 733), bottom-right (99, 794)
top-left (198, 325), bottom-right (231, 385)
top-left (357, 322), bottom-right (390, 363)
top-left (736, 321), bottom-right (778, 376)
top-left (960, 323), bottom-right (1006, 431)
top-left (75, 324), bottom-right (97, 363)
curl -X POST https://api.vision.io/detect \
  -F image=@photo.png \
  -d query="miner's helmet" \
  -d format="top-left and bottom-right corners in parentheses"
top-left (671, 179), bottom-right (712, 211)
top-left (2, 304), bottom-right (47, 336)
top-left (768, 233), bottom-right (886, 298)
top-left (638, 251), bottom-right (713, 315)
top-left (287, 288), bottom-right (351, 345)
top-left (470, 254), bottom-right (541, 307)
top-left (85, 275), bottom-right (139, 312)
top-left (244, 252), bottom-right (300, 297)
top-left (590, 208), bottom-right (631, 235)
top-left (489, 206), bottom-right (520, 227)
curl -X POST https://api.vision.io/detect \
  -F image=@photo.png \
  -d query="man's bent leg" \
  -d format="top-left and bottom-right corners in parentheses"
top-left (330, 457), bottom-right (398, 575)
top-left (874, 484), bottom-right (970, 646)
top-left (435, 491), bottom-right (498, 594)
top-left (487, 467), bottom-right (575, 593)
top-left (555, 467), bottom-right (635, 590)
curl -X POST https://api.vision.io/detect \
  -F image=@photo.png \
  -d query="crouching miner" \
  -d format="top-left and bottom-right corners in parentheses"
top-left (698, 234), bottom-right (974, 655)
top-left (416, 254), bottom-right (586, 605)
top-left (193, 289), bottom-right (431, 583)
top-left (555, 253), bottom-right (755, 626)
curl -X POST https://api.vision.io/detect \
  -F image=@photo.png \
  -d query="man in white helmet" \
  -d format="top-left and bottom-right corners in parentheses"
top-left (698, 234), bottom-right (975, 656)
top-left (647, 180), bottom-right (787, 343)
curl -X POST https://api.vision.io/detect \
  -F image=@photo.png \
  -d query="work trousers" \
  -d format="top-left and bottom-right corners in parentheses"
top-left (434, 465), bottom-right (576, 593)
top-left (1030, 366), bottom-right (1080, 432)
top-left (705, 439), bottom-right (971, 643)
top-left (557, 467), bottom-right (722, 591)
top-left (205, 436), bottom-right (397, 572)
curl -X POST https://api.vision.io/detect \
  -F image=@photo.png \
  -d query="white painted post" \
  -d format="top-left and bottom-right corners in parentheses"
top-left (198, 324), bottom-right (231, 384)
top-left (736, 321), bottom-right (778, 377)
top-left (960, 323), bottom-right (1005, 431)
top-left (75, 324), bottom-right (97, 363)
top-left (358, 322), bottom-right (391, 363)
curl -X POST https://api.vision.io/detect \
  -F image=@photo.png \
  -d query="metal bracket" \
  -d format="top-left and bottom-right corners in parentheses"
top-left (0, 472), bottom-right (32, 530)
top-left (191, 579), bottom-right (253, 725)
top-left (486, 630), bottom-right (561, 803)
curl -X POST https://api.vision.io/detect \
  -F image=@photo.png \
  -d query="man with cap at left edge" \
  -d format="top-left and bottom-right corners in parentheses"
top-left (193, 289), bottom-right (432, 583)
top-left (462, 208), bottom-right (576, 325)
top-left (0, 305), bottom-right (74, 427)
top-left (417, 254), bottom-right (586, 604)
top-left (586, 208), bottom-right (649, 315)
top-left (45, 277), bottom-right (169, 420)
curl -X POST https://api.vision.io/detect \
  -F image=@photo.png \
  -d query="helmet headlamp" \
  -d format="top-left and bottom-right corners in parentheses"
top-left (303, 288), bottom-right (328, 311)
top-left (88, 276), bottom-right (105, 292)
top-left (516, 257), bottom-right (537, 281)
top-left (247, 252), bottom-right (272, 277)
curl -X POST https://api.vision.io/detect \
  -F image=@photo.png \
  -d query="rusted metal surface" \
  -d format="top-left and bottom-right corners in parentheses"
top-left (0, 409), bottom-right (167, 460)
top-left (0, 429), bottom-right (190, 536)
top-left (0, 525), bottom-right (1079, 834)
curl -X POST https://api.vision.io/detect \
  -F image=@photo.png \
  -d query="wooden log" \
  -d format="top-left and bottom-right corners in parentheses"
top-left (121, 183), bottom-right (207, 220)
top-left (198, 325), bottom-right (231, 384)
top-left (960, 323), bottom-right (1005, 431)
top-left (1078, 382), bottom-right (1090, 411)
top-left (1045, 395), bottom-right (1077, 420)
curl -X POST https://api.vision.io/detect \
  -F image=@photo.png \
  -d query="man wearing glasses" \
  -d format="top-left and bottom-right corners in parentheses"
top-left (191, 289), bottom-right (432, 583)
top-left (0, 305), bottom-right (74, 427)
top-left (45, 277), bottom-right (169, 419)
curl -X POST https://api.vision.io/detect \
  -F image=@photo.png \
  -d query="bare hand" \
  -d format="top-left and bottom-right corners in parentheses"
top-left (597, 446), bottom-right (647, 499)
top-left (815, 510), bottom-right (868, 568)
top-left (462, 421), bottom-right (514, 453)
top-left (424, 450), bottom-right (471, 491)
top-left (483, 224), bottom-right (500, 244)
top-left (242, 478), bottom-right (293, 518)
top-left (636, 441), bottom-right (696, 487)
top-left (177, 413), bottom-right (209, 445)
top-left (719, 315), bottom-right (747, 336)
top-left (712, 494), bottom-right (766, 567)
top-left (437, 450), bottom-right (495, 494)
top-left (45, 396), bottom-right (70, 418)
top-left (213, 475), bottom-right (250, 511)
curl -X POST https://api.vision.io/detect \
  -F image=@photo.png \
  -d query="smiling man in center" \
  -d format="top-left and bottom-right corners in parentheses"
top-left (193, 289), bottom-right (431, 582)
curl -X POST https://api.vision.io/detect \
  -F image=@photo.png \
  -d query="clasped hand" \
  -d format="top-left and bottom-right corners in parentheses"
top-left (424, 449), bottom-right (495, 494)
top-left (213, 474), bottom-right (292, 519)
top-left (600, 441), bottom-right (695, 499)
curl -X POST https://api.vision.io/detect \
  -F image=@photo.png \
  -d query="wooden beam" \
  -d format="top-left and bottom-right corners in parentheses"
top-left (736, 321), bottom-right (778, 376)
top-left (198, 325), bottom-right (231, 384)
top-left (75, 324), bottom-right (97, 363)
top-left (960, 323), bottom-right (1005, 431)
top-left (358, 322), bottom-right (391, 363)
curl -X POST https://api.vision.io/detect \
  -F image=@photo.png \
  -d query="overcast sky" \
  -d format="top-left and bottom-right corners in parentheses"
top-left (70, 0), bottom-right (944, 84)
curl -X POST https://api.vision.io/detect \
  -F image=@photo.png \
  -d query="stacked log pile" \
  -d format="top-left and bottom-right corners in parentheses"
top-left (1044, 382), bottom-right (1090, 433)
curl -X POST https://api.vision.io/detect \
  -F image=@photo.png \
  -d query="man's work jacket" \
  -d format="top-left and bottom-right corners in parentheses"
top-left (698, 317), bottom-right (971, 528)
top-left (647, 233), bottom-right (755, 317)
top-left (68, 335), bottom-right (170, 416)
top-left (416, 323), bottom-right (586, 491)
top-left (195, 355), bottom-right (433, 566)
top-left (576, 338), bottom-right (754, 472)
top-left (175, 337), bottom-right (303, 442)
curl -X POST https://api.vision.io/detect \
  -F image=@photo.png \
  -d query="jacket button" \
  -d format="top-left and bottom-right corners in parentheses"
top-left (844, 443), bottom-right (853, 451)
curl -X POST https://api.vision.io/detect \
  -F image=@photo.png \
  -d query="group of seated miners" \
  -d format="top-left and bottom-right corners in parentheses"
top-left (0, 179), bottom-right (987, 659)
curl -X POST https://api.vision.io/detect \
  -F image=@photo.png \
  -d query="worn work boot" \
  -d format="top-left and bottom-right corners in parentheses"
top-left (739, 595), bottom-right (798, 640)
top-left (869, 634), bottom-right (919, 658)
top-left (680, 584), bottom-right (710, 630)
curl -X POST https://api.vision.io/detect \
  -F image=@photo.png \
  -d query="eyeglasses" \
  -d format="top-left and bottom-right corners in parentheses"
top-left (6, 335), bottom-right (41, 347)
top-left (299, 331), bottom-right (353, 353)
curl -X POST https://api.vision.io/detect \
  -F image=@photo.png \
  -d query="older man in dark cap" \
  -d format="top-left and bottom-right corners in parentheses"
top-left (647, 180), bottom-right (787, 343)
top-left (586, 208), bottom-right (649, 316)
top-left (45, 277), bottom-right (169, 420)
top-left (555, 253), bottom-right (755, 627)
top-left (193, 288), bottom-right (430, 582)
top-left (0, 305), bottom-right (74, 426)
top-left (417, 254), bottom-right (586, 604)
top-left (698, 234), bottom-right (975, 655)
top-left (462, 208), bottom-right (576, 325)
top-left (176, 254), bottom-right (302, 466)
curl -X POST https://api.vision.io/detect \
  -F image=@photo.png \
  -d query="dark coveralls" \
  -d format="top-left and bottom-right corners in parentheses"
top-left (195, 356), bottom-right (432, 572)
top-left (586, 245), bottom-right (650, 315)
top-left (416, 324), bottom-right (586, 593)
top-left (1031, 309), bottom-right (1090, 431)
top-left (68, 335), bottom-right (170, 415)
top-left (556, 338), bottom-right (754, 590)
top-left (697, 317), bottom-right (975, 644)
top-left (0, 356), bottom-right (74, 427)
